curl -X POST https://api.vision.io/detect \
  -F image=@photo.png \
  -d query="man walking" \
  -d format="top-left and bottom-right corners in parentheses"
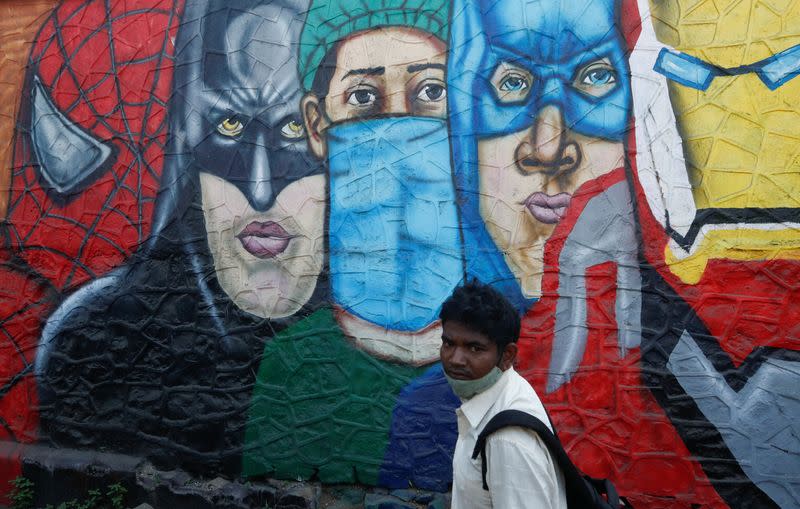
top-left (440, 280), bottom-right (568, 508)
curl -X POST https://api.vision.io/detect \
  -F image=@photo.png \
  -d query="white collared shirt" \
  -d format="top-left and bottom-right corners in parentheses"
top-left (451, 368), bottom-right (567, 509)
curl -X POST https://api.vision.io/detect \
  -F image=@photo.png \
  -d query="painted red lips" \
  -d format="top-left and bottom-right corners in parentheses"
top-left (236, 221), bottom-right (293, 259)
top-left (524, 192), bottom-right (572, 224)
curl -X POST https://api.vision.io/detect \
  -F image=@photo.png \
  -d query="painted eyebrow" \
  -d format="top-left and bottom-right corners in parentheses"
top-left (407, 63), bottom-right (446, 73)
top-left (342, 66), bottom-right (385, 80)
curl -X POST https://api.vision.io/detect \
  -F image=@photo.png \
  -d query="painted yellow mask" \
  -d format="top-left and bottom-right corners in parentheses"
top-left (649, 0), bottom-right (800, 283)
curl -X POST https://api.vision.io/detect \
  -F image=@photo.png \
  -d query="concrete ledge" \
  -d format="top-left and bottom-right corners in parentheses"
top-left (2, 442), bottom-right (450, 508)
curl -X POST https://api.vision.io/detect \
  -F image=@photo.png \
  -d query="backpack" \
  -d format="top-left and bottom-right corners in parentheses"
top-left (472, 409), bottom-right (631, 508)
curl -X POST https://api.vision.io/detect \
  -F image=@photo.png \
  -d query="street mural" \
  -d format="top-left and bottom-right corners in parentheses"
top-left (0, 0), bottom-right (798, 507)
top-left (0, 0), bottom-right (182, 487)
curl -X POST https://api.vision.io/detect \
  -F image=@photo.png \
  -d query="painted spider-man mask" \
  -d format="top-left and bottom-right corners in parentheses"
top-left (4, 0), bottom-right (181, 290)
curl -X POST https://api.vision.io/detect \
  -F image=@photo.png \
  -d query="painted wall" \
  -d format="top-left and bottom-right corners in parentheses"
top-left (0, 0), bottom-right (798, 507)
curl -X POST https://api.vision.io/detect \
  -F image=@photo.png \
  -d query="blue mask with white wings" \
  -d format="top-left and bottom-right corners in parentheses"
top-left (447, 0), bottom-right (630, 312)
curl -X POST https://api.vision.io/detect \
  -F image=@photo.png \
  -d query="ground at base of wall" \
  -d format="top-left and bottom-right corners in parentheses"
top-left (1, 441), bottom-right (450, 509)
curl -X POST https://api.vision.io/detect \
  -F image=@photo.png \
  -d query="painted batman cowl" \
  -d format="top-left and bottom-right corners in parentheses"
top-left (35, 0), bottom-right (325, 476)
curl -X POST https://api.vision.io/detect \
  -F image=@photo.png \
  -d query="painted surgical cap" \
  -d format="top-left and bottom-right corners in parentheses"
top-left (298, 0), bottom-right (449, 91)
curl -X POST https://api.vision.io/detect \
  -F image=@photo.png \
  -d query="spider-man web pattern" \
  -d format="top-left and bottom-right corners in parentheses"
top-left (0, 0), bottom-right (182, 491)
top-left (4, 0), bottom-right (182, 290)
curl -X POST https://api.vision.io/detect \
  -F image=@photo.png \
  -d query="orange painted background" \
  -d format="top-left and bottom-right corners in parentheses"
top-left (0, 1), bottom-right (59, 219)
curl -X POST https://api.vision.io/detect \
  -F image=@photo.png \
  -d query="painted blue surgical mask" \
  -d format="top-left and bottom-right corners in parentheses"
top-left (447, 0), bottom-right (631, 312)
top-left (327, 116), bottom-right (464, 331)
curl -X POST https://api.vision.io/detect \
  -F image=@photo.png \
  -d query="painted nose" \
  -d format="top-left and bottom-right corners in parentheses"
top-left (247, 133), bottom-right (275, 212)
top-left (388, 88), bottom-right (409, 115)
top-left (515, 105), bottom-right (580, 176)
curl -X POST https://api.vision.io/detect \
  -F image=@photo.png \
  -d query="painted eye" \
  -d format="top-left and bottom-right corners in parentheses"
top-left (491, 63), bottom-right (534, 103)
top-left (581, 68), bottom-right (617, 87)
top-left (574, 60), bottom-right (618, 98)
top-left (499, 74), bottom-right (529, 92)
top-left (280, 120), bottom-right (305, 140)
top-left (582, 68), bottom-right (615, 85)
top-left (217, 117), bottom-right (244, 137)
top-left (417, 83), bottom-right (446, 102)
top-left (347, 89), bottom-right (377, 106)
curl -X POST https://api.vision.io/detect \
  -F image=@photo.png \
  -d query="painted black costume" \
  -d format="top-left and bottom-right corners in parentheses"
top-left (35, 0), bottom-right (324, 476)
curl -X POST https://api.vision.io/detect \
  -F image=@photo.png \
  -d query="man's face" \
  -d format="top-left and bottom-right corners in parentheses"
top-left (440, 320), bottom-right (508, 380)
top-left (303, 26), bottom-right (447, 158)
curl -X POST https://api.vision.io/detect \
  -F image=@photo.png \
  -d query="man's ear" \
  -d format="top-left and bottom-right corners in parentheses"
top-left (301, 93), bottom-right (328, 160)
top-left (499, 343), bottom-right (518, 371)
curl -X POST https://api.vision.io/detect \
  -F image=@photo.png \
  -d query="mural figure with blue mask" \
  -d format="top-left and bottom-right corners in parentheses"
top-left (35, 0), bottom-right (326, 476)
top-left (243, 0), bottom-right (460, 490)
top-left (448, 0), bottom-right (641, 391)
top-left (300, 9), bottom-right (463, 362)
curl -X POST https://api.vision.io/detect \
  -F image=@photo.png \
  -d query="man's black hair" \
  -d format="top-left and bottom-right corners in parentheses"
top-left (439, 279), bottom-right (521, 351)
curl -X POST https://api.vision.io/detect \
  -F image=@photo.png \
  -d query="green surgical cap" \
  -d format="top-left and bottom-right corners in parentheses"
top-left (298, 0), bottom-right (449, 91)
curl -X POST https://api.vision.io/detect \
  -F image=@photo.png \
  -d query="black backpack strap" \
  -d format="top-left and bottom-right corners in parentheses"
top-left (471, 409), bottom-right (597, 504)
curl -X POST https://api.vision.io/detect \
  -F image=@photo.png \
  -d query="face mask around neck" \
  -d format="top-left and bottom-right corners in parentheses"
top-left (445, 366), bottom-right (504, 400)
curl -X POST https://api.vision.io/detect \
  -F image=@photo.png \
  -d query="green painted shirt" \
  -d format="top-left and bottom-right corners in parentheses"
top-left (242, 307), bottom-right (426, 484)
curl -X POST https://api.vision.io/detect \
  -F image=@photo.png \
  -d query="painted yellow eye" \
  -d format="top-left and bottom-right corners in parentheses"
top-left (217, 117), bottom-right (244, 137)
top-left (280, 120), bottom-right (305, 140)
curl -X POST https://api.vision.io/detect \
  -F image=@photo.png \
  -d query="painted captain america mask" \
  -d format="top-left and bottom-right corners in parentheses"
top-left (448, 0), bottom-right (630, 304)
top-left (461, 0), bottom-right (630, 141)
